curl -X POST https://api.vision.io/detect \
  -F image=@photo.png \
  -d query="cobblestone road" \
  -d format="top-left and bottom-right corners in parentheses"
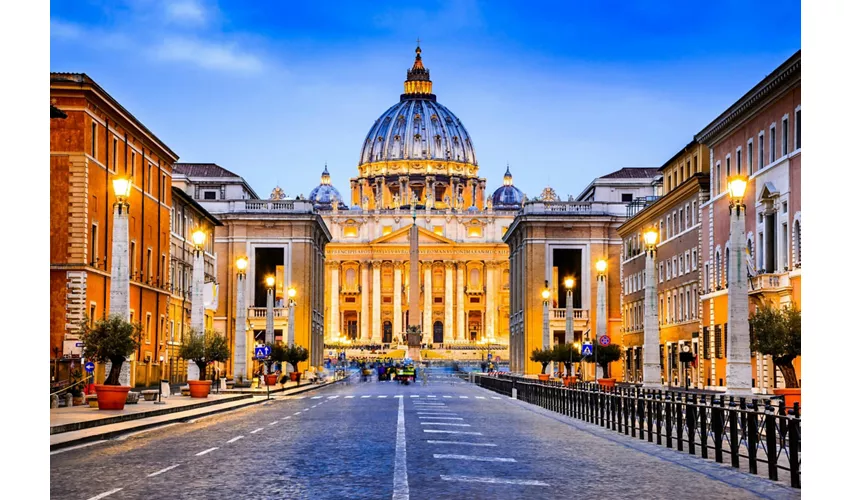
top-left (50, 372), bottom-right (800, 499)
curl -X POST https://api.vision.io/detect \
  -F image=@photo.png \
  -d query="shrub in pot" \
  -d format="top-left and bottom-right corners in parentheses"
top-left (265, 343), bottom-right (287, 386)
top-left (79, 315), bottom-right (142, 410)
top-left (180, 329), bottom-right (230, 398)
top-left (283, 345), bottom-right (310, 383)
top-left (594, 341), bottom-right (622, 389)
top-left (750, 302), bottom-right (801, 408)
top-left (530, 348), bottom-right (555, 380)
top-left (553, 343), bottom-right (580, 384)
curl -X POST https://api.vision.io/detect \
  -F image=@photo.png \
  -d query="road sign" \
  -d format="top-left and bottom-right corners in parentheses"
top-left (84, 362), bottom-right (95, 372)
top-left (255, 345), bottom-right (270, 360)
top-left (75, 342), bottom-right (84, 347)
top-left (599, 335), bottom-right (611, 346)
top-left (581, 343), bottom-right (593, 357)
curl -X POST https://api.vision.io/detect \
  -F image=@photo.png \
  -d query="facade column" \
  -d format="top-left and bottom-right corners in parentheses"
top-left (596, 266), bottom-right (608, 380)
top-left (485, 263), bottom-right (496, 339)
top-left (393, 261), bottom-right (403, 341)
top-left (234, 265), bottom-right (247, 381)
top-left (445, 261), bottom-right (454, 343)
top-left (456, 263), bottom-right (465, 341)
top-left (727, 199), bottom-right (753, 395)
top-left (371, 260), bottom-right (382, 343)
top-left (360, 263), bottom-right (370, 341)
top-left (329, 261), bottom-right (340, 341)
top-left (423, 261), bottom-right (433, 344)
top-left (643, 246), bottom-right (662, 388)
top-left (566, 286), bottom-right (574, 375)
top-left (109, 198), bottom-right (132, 386)
top-left (187, 244), bottom-right (206, 381)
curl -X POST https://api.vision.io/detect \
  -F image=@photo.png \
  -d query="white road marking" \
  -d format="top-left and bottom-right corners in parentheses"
top-left (443, 395), bottom-right (453, 398)
top-left (86, 488), bottom-right (123, 500)
top-left (440, 475), bottom-right (549, 486)
top-left (427, 440), bottom-right (497, 447)
top-left (303, 409), bottom-right (310, 412)
top-left (395, 395), bottom-right (404, 398)
top-left (147, 464), bottom-right (180, 477)
top-left (296, 396), bottom-right (306, 399)
top-left (491, 397), bottom-right (502, 399)
top-left (423, 430), bottom-right (482, 435)
top-left (434, 454), bottom-right (516, 462)
top-left (420, 422), bottom-right (471, 427)
top-left (311, 405), bottom-right (317, 408)
top-left (416, 412), bottom-right (457, 415)
top-left (328, 395), bottom-right (339, 399)
top-left (283, 416), bottom-right (291, 420)
top-left (269, 421), bottom-right (279, 426)
top-left (227, 436), bottom-right (244, 443)
top-left (294, 412), bottom-right (301, 415)
top-left (427, 395), bottom-right (437, 398)
top-left (345, 396), bottom-right (355, 398)
top-left (50, 440), bottom-right (108, 455)
top-left (393, 396), bottom-right (409, 500)
top-left (311, 396), bottom-right (322, 399)
top-left (250, 428), bottom-right (264, 434)
top-left (195, 447), bottom-right (219, 456)
top-left (475, 396), bottom-right (486, 399)
top-left (410, 395), bottom-right (420, 398)
top-left (361, 395), bottom-right (371, 398)
top-left (115, 422), bottom-right (180, 440)
top-left (419, 416), bottom-right (464, 420)
top-left (378, 395), bottom-right (388, 398)
top-left (459, 396), bottom-right (469, 399)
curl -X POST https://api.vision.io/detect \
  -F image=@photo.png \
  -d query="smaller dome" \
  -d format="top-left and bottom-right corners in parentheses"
top-left (491, 164), bottom-right (524, 210)
top-left (309, 165), bottom-right (347, 210)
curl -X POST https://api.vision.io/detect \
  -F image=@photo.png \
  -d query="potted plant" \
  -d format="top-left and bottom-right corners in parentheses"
top-left (266, 343), bottom-right (287, 386)
top-left (79, 315), bottom-right (142, 410)
top-left (553, 343), bottom-right (580, 385)
top-left (750, 302), bottom-right (801, 408)
top-left (69, 368), bottom-right (85, 406)
top-left (179, 329), bottom-right (231, 398)
top-left (283, 345), bottom-right (310, 383)
top-left (530, 348), bottom-right (554, 381)
top-left (595, 341), bottom-right (623, 389)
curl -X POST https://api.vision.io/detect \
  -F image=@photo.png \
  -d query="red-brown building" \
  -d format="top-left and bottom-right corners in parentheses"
top-left (50, 73), bottom-right (178, 386)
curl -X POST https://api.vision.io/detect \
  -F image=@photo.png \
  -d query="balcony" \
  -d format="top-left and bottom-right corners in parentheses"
top-left (550, 309), bottom-right (589, 321)
top-left (749, 272), bottom-right (791, 294)
top-left (247, 307), bottom-right (288, 319)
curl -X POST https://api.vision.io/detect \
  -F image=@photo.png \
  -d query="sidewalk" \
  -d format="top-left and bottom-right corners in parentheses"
top-left (50, 376), bottom-right (347, 451)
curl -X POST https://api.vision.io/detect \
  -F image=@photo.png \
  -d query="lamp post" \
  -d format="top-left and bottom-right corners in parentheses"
top-left (642, 228), bottom-right (662, 389)
top-left (571, 342), bottom-right (579, 379)
top-left (109, 177), bottom-right (133, 386)
top-left (287, 287), bottom-right (296, 347)
top-left (265, 275), bottom-right (275, 380)
top-left (541, 282), bottom-right (551, 376)
top-left (188, 229), bottom-right (207, 382)
top-left (564, 277), bottom-right (575, 376)
top-left (155, 355), bottom-right (166, 404)
top-left (234, 257), bottom-right (248, 383)
top-left (595, 259), bottom-right (607, 381)
top-left (726, 176), bottom-right (752, 396)
top-left (680, 343), bottom-right (693, 391)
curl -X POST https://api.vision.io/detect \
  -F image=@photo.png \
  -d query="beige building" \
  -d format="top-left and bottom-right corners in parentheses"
top-left (504, 169), bottom-right (656, 375)
top-left (173, 163), bottom-right (331, 373)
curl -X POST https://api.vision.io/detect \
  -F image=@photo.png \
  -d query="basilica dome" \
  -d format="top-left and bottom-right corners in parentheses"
top-left (491, 165), bottom-right (524, 210)
top-left (308, 165), bottom-right (347, 210)
top-left (358, 46), bottom-right (477, 173)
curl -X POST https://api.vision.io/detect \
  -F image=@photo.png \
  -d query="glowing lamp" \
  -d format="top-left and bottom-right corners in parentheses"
top-left (112, 177), bottom-right (132, 201)
top-left (191, 229), bottom-right (206, 248)
top-left (235, 257), bottom-right (248, 271)
top-left (596, 259), bottom-right (608, 273)
top-left (288, 287), bottom-right (296, 298)
top-left (265, 275), bottom-right (275, 288)
top-left (643, 229), bottom-right (659, 248)
top-left (727, 176), bottom-right (748, 203)
top-left (564, 277), bottom-right (575, 290)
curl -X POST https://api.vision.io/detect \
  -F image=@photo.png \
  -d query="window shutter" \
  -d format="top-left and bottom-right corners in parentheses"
top-left (714, 325), bottom-right (723, 359)
top-left (703, 327), bottom-right (710, 359)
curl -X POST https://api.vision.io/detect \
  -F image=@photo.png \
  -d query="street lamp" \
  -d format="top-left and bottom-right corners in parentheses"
top-left (109, 177), bottom-right (133, 385)
top-left (187, 228), bottom-right (208, 382)
top-left (642, 228), bottom-right (662, 389)
top-left (680, 343), bottom-right (694, 391)
top-left (564, 277), bottom-right (575, 377)
top-left (726, 175), bottom-right (752, 396)
top-left (234, 257), bottom-right (248, 383)
top-left (541, 281), bottom-right (551, 376)
top-left (287, 286), bottom-right (297, 356)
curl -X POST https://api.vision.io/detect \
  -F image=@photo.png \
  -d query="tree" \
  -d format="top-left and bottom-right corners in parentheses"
top-left (283, 345), bottom-right (310, 373)
top-left (553, 343), bottom-right (580, 375)
top-left (79, 315), bottom-right (142, 386)
top-left (750, 303), bottom-right (801, 388)
top-left (270, 343), bottom-right (287, 373)
top-left (530, 348), bottom-right (555, 374)
top-left (594, 341), bottom-right (623, 379)
top-left (179, 329), bottom-right (231, 381)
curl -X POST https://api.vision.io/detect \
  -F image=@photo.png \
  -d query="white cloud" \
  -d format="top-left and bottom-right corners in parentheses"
top-left (164, 0), bottom-right (209, 26)
top-left (50, 18), bottom-right (83, 39)
top-left (151, 37), bottom-right (264, 74)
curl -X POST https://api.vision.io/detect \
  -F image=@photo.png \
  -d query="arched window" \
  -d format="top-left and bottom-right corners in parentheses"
top-left (715, 250), bottom-right (721, 289)
top-left (793, 220), bottom-right (801, 265)
top-left (346, 268), bottom-right (356, 288)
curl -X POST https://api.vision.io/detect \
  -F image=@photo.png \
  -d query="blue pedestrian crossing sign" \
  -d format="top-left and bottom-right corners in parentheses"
top-left (581, 343), bottom-right (593, 357)
top-left (84, 361), bottom-right (95, 372)
top-left (255, 345), bottom-right (271, 360)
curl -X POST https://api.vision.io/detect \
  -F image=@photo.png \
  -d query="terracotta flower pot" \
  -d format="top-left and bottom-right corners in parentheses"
top-left (538, 374), bottom-right (550, 381)
top-left (290, 372), bottom-right (300, 382)
top-left (598, 378), bottom-right (616, 390)
top-left (563, 376), bottom-right (578, 386)
top-left (774, 388), bottom-right (801, 411)
top-left (188, 380), bottom-right (212, 398)
top-left (94, 385), bottom-right (131, 410)
top-left (264, 374), bottom-right (278, 386)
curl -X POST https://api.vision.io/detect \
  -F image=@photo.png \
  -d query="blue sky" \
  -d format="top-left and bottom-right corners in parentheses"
top-left (50, 0), bottom-right (801, 202)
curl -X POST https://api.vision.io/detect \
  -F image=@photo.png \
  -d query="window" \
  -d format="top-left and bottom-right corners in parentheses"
top-left (659, 262), bottom-right (664, 283)
top-left (112, 137), bottom-right (118, 169)
top-left (714, 251), bottom-right (721, 288)
top-left (686, 289), bottom-right (691, 319)
top-left (203, 191), bottom-right (217, 200)
top-left (758, 233), bottom-right (764, 269)
top-left (131, 151), bottom-right (136, 181)
top-left (91, 122), bottom-right (97, 157)
top-left (146, 248), bottom-right (153, 281)
top-left (736, 148), bottom-right (742, 175)
top-left (89, 303), bottom-right (96, 323)
top-left (147, 164), bottom-right (152, 192)
top-left (161, 173), bottom-right (166, 199)
top-left (725, 247), bottom-right (730, 286)
top-left (794, 220), bottom-right (801, 264)
top-left (666, 259), bottom-right (671, 280)
top-left (715, 162), bottom-right (721, 195)
top-left (667, 175), bottom-right (672, 193)
top-left (130, 241), bottom-right (137, 278)
top-left (747, 140), bottom-right (753, 176)
top-left (160, 254), bottom-right (166, 284)
top-left (692, 249), bottom-right (698, 273)
top-left (145, 313), bottom-right (152, 343)
top-left (160, 316), bottom-right (166, 344)
top-left (692, 201), bottom-right (697, 224)
top-left (782, 116), bottom-right (789, 156)
top-left (795, 107), bottom-right (801, 149)
top-left (679, 255), bottom-right (684, 277)
top-left (686, 160), bottom-right (691, 178)
top-left (704, 263), bottom-right (710, 290)
top-left (782, 223), bottom-right (789, 269)
top-left (90, 223), bottom-right (98, 266)
top-left (673, 170), bottom-right (678, 188)
top-left (685, 252), bottom-right (690, 273)
top-left (621, 193), bottom-right (633, 202)
top-left (726, 155), bottom-right (731, 178)
top-left (769, 124), bottom-right (776, 163)
top-left (758, 132), bottom-right (765, 170)
top-left (673, 213), bottom-right (678, 235)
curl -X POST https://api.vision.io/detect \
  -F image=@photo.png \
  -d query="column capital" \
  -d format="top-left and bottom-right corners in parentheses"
top-left (422, 261), bottom-right (433, 270)
top-left (393, 261), bottom-right (404, 270)
top-left (370, 259), bottom-right (384, 267)
top-left (443, 260), bottom-right (456, 269)
top-left (327, 260), bottom-right (341, 269)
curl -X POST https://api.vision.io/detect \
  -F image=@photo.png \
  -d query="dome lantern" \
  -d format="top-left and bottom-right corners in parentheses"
top-left (404, 43), bottom-right (433, 98)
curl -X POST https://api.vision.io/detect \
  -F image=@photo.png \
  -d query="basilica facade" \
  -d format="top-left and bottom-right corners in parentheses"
top-left (313, 46), bottom-right (524, 347)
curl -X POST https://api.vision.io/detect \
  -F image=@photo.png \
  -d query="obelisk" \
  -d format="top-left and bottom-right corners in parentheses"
top-left (407, 195), bottom-right (422, 361)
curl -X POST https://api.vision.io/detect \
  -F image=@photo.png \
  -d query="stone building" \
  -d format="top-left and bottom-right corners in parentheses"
top-left (505, 168), bottom-right (656, 376)
top-left (50, 73), bottom-right (177, 386)
top-left (173, 164), bottom-right (331, 373)
top-left (695, 50), bottom-right (801, 393)
top-left (617, 141), bottom-right (711, 387)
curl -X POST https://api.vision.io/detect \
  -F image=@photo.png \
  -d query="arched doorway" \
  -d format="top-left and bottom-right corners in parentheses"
top-left (382, 321), bottom-right (393, 343)
top-left (433, 321), bottom-right (444, 344)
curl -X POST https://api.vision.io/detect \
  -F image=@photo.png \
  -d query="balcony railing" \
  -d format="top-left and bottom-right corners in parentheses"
top-left (749, 272), bottom-right (790, 293)
top-left (550, 309), bottom-right (589, 320)
top-left (247, 307), bottom-right (288, 319)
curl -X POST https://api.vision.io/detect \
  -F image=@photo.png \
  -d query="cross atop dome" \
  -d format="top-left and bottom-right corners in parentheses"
top-left (404, 43), bottom-right (433, 99)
